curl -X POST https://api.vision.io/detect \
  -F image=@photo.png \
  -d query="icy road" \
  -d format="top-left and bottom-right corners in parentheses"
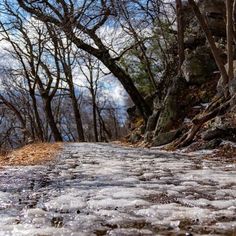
top-left (0, 143), bottom-right (236, 235)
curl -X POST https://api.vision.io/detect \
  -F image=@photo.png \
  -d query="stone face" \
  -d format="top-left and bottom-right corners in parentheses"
top-left (202, 125), bottom-right (236, 142)
top-left (182, 46), bottom-right (217, 85)
top-left (149, 45), bottom-right (217, 146)
top-left (153, 129), bottom-right (180, 146)
top-left (202, 128), bottom-right (225, 141)
top-left (186, 0), bottom-right (226, 37)
top-left (199, 138), bottom-right (223, 150)
top-left (199, 0), bottom-right (226, 37)
top-left (154, 76), bottom-right (187, 136)
top-left (182, 55), bottom-right (204, 84)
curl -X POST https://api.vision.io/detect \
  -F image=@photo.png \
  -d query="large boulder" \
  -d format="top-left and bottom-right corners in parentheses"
top-left (151, 70), bottom-right (218, 146)
top-left (182, 46), bottom-right (217, 85)
top-left (154, 76), bottom-right (188, 136)
top-left (199, 138), bottom-right (223, 150)
top-left (153, 129), bottom-right (180, 146)
top-left (202, 124), bottom-right (236, 142)
top-left (199, 0), bottom-right (226, 37)
top-left (187, 0), bottom-right (225, 37)
top-left (145, 96), bottom-right (162, 132)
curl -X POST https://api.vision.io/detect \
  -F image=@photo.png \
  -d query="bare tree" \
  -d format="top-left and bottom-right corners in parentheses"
top-left (17, 0), bottom-right (152, 121)
top-left (46, 24), bottom-right (85, 141)
top-left (78, 53), bottom-right (102, 142)
top-left (226, 0), bottom-right (234, 85)
top-left (0, 5), bottom-right (45, 141)
top-left (0, 6), bottom-right (63, 141)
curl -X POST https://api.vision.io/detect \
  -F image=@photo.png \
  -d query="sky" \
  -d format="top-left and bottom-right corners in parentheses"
top-left (0, 0), bottom-right (159, 113)
top-left (0, 22), bottom-right (130, 113)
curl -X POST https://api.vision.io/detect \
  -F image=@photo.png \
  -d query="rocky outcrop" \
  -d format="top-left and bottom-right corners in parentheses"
top-left (186, 0), bottom-right (225, 38)
top-left (182, 46), bottom-right (217, 85)
top-left (153, 129), bottom-right (181, 146)
top-left (128, 45), bottom-right (219, 146)
top-left (153, 76), bottom-right (187, 135)
top-left (202, 124), bottom-right (236, 142)
top-left (127, 0), bottom-right (229, 147)
top-left (199, 0), bottom-right (226, 37)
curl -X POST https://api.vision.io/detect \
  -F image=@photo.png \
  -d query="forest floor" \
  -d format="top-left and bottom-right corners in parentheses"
top-left (0, 143), bottom-right (63, 166)
top-left (0, 143), bottom-right (236, 236)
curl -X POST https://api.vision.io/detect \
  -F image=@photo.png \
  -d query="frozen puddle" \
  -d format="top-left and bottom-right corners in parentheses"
top-left (0, 143), bottom-right (236, 235)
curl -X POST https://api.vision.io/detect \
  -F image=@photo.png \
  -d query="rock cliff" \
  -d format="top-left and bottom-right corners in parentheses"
top-left (128, 0), bottom-right (236, 149)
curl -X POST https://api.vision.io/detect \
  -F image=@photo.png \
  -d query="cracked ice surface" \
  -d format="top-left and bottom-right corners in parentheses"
top-left (0, 143), bottom-right (236, 235)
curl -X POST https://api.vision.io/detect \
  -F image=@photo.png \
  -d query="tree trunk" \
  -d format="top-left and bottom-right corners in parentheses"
top-left (68, 36), bottom-right (152, 122)
top-left (112, 113), bottom-right (119, 140)
top-left (97, 106), bottom-right (112, 141)
top-left (44, 98), bottom-right (63, 142)
top-left (101, 55), bottom-right (152, 121)
top-left (17, 0), bottom-right (151, 121)
top-left (175, 96), bottom-right (232, 148)
top-left (91, 92), bottom-right (99, 142)
top-left (65, 30), bottom-right (152, 121)
top-left (176, 0), bottom-right (185, 69)
top-left (226, 0), bottom-right (234, 84)
top-left (68, 82), bottom-right (85, 142)
top-left (30, 90), bottom-right (44, 141)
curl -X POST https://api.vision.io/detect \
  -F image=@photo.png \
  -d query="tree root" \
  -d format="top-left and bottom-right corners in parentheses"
top-left (174, 95), bottom-right (233, 148)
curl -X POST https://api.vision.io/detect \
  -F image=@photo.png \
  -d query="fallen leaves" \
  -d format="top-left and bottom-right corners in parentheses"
top-left (204, 143), bottom-right (236, 163)
top-left (0, 142), bottom-right (63, 166)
